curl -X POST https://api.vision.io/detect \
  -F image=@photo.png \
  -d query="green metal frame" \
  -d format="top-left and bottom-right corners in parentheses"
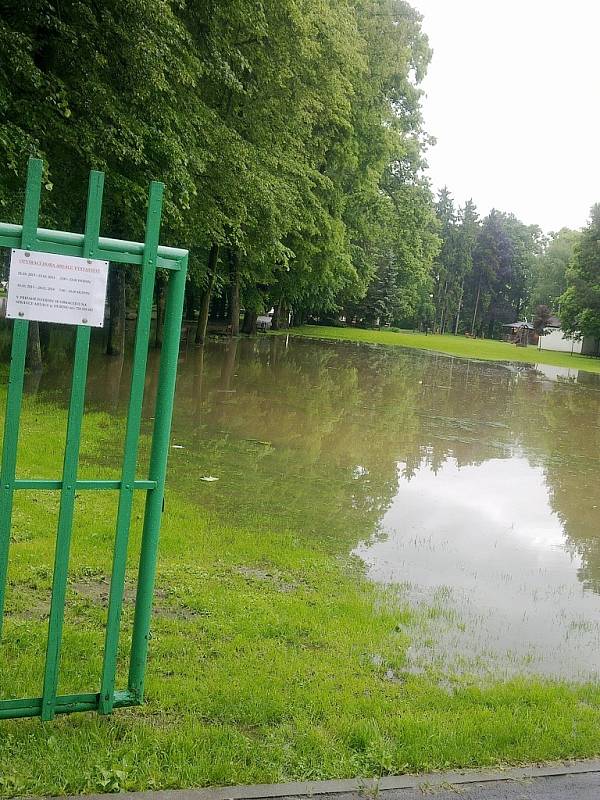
top-left (0, 158), bottom-right (188, 720)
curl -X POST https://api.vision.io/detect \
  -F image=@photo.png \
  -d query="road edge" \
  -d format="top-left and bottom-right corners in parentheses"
top-left (59, 759), bottom-right (600, 800)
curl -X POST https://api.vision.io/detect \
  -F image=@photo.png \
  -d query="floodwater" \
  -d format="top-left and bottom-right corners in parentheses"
top-left (9, 330), bottom-right (600, 681)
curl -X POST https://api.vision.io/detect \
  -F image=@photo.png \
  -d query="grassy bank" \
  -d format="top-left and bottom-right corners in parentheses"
top-left (1, 395), bottom-right (600, 796)
top-left (282, 326), bottom-right (600, 374)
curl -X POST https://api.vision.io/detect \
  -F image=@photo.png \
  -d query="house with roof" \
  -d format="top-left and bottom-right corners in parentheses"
top-left (537, 316), bottom-right (599, 355)
top-left (501, 321), bottom-right (538, 346)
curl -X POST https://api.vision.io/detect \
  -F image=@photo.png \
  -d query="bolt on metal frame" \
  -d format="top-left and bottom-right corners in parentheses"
top-left (0, 158), bottom-right (188, 720)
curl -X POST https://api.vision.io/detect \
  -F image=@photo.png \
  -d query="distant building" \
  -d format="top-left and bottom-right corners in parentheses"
top-left (537, 316), bottom-right (599, 355)
top-left (257, 311), bottom-right (273, 331)
top-left (502, 321), bottom-right (538, 346)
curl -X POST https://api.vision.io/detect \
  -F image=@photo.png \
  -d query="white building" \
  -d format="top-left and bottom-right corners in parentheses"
top-left (538, 325), bottom-right (599, 355)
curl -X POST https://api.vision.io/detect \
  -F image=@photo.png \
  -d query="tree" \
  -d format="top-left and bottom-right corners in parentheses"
top-left (560, 204), bottom-right (600, 344)
top-left (1, 0), bottom-right (439, 344)
top-left (432, 187), bottom-right (457, 332)
top-left (533, 304), bottom-right (552, 336)
top-left (452, 200), bottom-right (479, 333)
top-left (501, 216), bottom-right (543, 323)
top-left (464, 210), bottom-right (542, 338)
top-left (466, 211), bottom-right (510, 336)
top-left (433, 197), bottom-right (480, 335)
top-left (529, 228), bottom-right (579, 312)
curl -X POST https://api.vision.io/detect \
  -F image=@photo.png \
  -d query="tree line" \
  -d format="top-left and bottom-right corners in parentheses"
top-left (427, 189), bottom-right (600, 346)
top-left (1, 1), bottom-right (598, 361)
top-left (1, 0), bottom-right (439, 355)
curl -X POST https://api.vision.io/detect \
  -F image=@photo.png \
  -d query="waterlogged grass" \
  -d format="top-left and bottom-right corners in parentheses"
top-left (1, 396), bottom-right (600, 795)
top-left (284, 326), bottom-right (600, 374)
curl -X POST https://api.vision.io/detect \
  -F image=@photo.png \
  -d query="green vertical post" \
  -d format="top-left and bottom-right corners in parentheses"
top-left (128, 254), bottom-right (187, 701)
top-left (98, 182), bottom-right (163, 714)
top-left (0, 156), bottom-right (187, 720)
top-left (0, 158), bottom-right (43, 637)
top-left (40, 171), bottom-right (104, 721)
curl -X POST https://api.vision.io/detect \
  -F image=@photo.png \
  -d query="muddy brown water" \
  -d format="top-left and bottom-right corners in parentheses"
top-left (9, 329), bottom-right (600, 681)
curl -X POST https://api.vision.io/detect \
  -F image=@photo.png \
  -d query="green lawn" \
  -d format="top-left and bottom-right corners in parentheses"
top-left (1, 395), bottom-right (600, 796)
top-left (282, 326), bottom-right (600, 374)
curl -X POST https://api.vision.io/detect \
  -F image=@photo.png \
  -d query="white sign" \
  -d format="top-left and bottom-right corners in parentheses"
top-left (6, 249), bottom-right (109, 328)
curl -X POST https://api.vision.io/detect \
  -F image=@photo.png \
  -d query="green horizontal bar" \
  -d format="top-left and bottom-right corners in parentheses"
top-left (13, 479), bottom-right (156, 490)
top-left (0, 223), bottom-right (187, 270)
top-left (0, 689), bottom-right (136, 719)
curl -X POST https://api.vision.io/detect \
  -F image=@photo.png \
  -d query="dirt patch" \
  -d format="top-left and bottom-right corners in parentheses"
top-left (71, 578), bottom-right (167, 606)
top-left (71, 577), bottom-right (198, 620)
top-left (235, 565), bottom-right (299, 593)
top-left (7, 578), bottom-right (194, 622)
top-left (153, 604), bottom-right (202, 620)
top-left (5, 598), bottom-right (50, 620)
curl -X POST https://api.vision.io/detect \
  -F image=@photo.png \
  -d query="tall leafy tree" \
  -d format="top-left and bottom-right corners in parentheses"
top-left (464, 210), bottom-right (541, 337)
top-left (529, 228), bottom-right (579, 312)
top-left (432, 187), bottom-right (457, 332)
top-left (451, 199), bottom-right (479, 333)
top-left (0, 0), bottom-right (439, 343)
top-left (560, 205), bottom-right (600, 344)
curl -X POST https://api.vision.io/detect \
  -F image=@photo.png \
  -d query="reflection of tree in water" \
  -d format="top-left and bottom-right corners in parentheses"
top-left (171, 339), bottom-right (600, 587)
top-left (525, 373), bottom-right (600, 592)
top-left (170, 342), bottom-right (500, 546)
top-left (170, 337), bottom-right (417, 554)
top-left (415, 358), bottom-right (600, 595)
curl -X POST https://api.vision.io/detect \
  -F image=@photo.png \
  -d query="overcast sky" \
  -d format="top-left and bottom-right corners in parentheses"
top-left (410, 0), bottom-right (599, 233)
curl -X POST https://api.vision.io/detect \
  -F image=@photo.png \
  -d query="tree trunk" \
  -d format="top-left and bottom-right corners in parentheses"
top-left (106, 266), bottom-right (126, 355)
top-left (471, 278), bottom-right (481, 336)
top-left (26, 321), bottom-right (42, 371)
top-left (271, 302), bottom-right (281, 331)
top-left (241, 309), bottom-right (257, 335)
top-left (154, 273), bottom-right (166, 348)
top-left (228, 249), bottom-right (240, 336)
top-left (271, 300), bottom-right (288, 330)
top-left (195, 244), bottom-right (219, 345)
top-left (454, 279), bottom-right (464, 335)
top-left (436, 279), bottom-right (447, 333)
top-left (195, 280), bottom-right (213, 345)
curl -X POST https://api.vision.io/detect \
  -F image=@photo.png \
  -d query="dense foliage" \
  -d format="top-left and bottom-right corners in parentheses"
top-left (0, 0), bottom-right (440, 340)
top-left (1, 1), bottom-right (596, 348)
top-left (529, 228), bottom-right (579, 313)
top-left (560, 205), bottom-right (600, 343)
top-left (426, 188), bottom-right (599, 344)
top-left (428, 189), bottom-right (546, 338)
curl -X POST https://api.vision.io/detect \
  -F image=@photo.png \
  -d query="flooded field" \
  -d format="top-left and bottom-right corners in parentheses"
top-left (13, 331), bottom-right (600, 682)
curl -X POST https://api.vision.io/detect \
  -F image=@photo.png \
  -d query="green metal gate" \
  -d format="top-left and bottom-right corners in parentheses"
top-left (0, 158), bottom-right (188, 720)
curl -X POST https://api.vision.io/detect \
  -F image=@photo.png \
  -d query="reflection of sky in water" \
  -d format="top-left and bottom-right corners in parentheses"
top-left (354, 457), bottom-right (600, 680)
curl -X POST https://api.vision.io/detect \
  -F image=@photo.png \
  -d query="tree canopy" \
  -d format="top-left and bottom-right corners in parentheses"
top-left (560, 205), bottom-right (600, 342)
top-left (528, 228), bottom-right (579, 313)
top-left (1, 0), bottom-right (442, 334)
top-left (0, 1), bottom-right (591, 345)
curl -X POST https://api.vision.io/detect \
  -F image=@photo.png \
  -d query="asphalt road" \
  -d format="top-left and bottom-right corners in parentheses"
top-left (66, 763), bottom-right (600, 800)
top-left (315, 773), bottom-right (600, 799)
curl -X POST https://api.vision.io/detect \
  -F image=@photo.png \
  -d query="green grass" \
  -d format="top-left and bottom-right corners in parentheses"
top-left (1, 395), bottom-right (600, 796)
top-left (282, 326), bottom-right (600, 374)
